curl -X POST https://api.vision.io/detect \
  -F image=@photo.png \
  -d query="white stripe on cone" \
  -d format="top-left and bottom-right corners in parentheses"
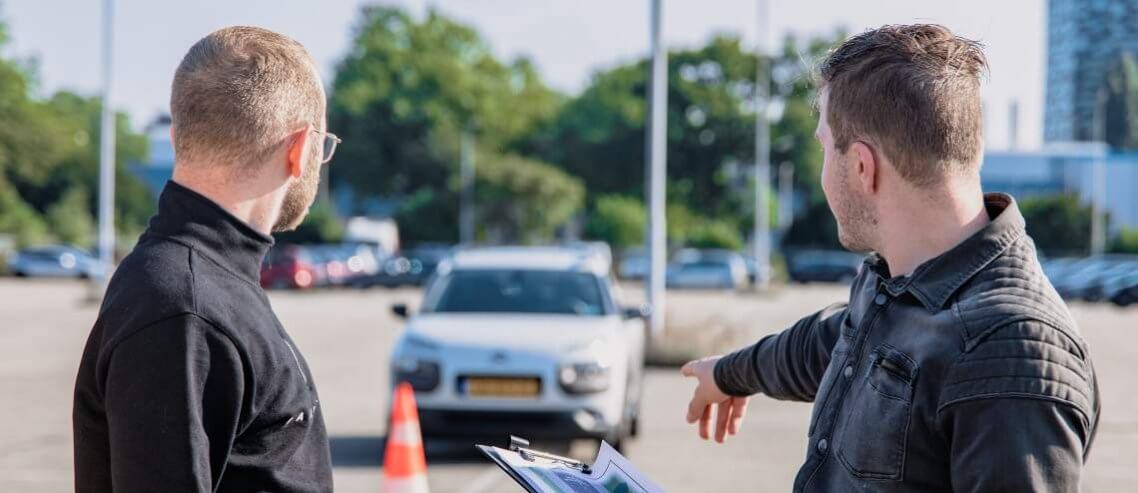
top-left (383, 473), bottom-right (430, 493)
top-left (388, 420), bottom-right (423, 446)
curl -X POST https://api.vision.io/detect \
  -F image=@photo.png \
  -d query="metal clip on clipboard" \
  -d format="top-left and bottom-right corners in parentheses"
top-left (509, 435), bottom-right (592, 475)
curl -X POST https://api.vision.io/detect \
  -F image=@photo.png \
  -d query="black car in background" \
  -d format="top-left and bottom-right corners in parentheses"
top-left (785, 249), bottom-right (864, 284)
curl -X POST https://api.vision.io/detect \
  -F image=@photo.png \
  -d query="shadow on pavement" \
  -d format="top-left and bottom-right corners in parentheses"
top-left (329, 435), bottom-right (494, 468)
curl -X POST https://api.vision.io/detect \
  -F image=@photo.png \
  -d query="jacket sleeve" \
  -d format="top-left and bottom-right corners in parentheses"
top-left (941, 399), bottom-right (1087, 492)
top-left (101, 314), bottom-right (245, 492)
top-left (937, 320), bottom-right (1096, 492)
top-left (712, 302), bottom-right (847, 401)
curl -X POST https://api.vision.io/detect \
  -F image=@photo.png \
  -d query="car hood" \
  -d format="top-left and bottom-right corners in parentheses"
top-left (405, 313), bottom-right (622, 355)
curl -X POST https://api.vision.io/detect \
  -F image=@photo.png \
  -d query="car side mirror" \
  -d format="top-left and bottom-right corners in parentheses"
top-left (621, 304), bottom-right (650, 320)
top-left (392, 303), bottom-right (409, 319)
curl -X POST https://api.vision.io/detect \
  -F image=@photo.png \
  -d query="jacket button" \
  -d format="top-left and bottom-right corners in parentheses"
top-left (843, 365), bottom-right (853, 378)
top-left (874, 293), bottom-right (888, 305)
top-left (817, 438), bottom-right (829, 453)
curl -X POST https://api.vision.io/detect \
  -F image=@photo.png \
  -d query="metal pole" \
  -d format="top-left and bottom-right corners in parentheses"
top-left (460, 128), bottom-right (475, 245)
top-left (1090, 89), bottom-right (1107, 256)
top-left (778, 161), bottom-right (794, 231)
top-left (96, 0), bottom-right (116, 286)
top-left (1008, 100), bottom-right (1019, 151)
top-left (753, 0), bottom-right (771, 290)
top-left (646, 0), bottom-right (668, 337)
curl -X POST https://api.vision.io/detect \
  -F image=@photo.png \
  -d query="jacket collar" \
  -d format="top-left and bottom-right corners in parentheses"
top-left (146, 180), bottom-right (274, 284)
top-left (867, 193), bottom-right (1026, 312)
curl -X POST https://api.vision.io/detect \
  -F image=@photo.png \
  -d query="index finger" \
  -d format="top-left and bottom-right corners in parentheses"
top-left (680, 360), bottom-right (696, 377)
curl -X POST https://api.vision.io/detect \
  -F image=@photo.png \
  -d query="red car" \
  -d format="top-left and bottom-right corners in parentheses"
top-left (261, 246), bottom-right (322, 289)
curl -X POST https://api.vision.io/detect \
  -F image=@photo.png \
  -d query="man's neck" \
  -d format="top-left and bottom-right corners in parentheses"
top-left (170, 167), bottom-right (279, 235)
top-left (876, 183), bottom-right (989, 278)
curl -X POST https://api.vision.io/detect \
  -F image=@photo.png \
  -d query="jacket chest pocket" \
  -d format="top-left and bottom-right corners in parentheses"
top-left (836, 344), bottom-right (917, 480)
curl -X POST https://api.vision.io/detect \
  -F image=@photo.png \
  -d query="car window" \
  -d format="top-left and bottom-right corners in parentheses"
top-left (680, 261), bottom-right (727, 271)
top-left (422, 269), bottom-right (611, 316)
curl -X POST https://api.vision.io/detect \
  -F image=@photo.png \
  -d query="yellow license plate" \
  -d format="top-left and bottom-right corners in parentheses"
top-left (465, 377), bottom-right (540, 398)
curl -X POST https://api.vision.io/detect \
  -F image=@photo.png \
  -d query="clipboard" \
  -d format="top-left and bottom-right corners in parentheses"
top-left (476, 435), bottom-right (665, 493)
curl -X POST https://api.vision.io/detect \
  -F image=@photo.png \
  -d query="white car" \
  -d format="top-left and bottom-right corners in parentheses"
top-left (389, 246), bottom-right (648, 447)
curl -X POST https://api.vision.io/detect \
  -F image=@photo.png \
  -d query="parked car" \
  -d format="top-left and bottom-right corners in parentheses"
top-left (1052, 257), bottom-right (1129, 300)
top-left (388, 246), bottom-right (647, 448)
top-left (1080, 261), bottom-right (1138, 302)
top-left (786, 250), bottom-right (864, 284)
top-left (309, 245), bottom-right (354, 287)
top-left (617, 249), bottom-right (648, 280)
top-left (7, 245), bottom-right (103, 279)
top-left (260, 245), bottom-right (324, 289)
top-left (1103, 269), bottom-right (1138, 306)
top-left (665, 250), bottom-right (748, 290)
top-left (353, 245), bottom-right (452, 288)
top-left (1110, 281), bottom-right (1138, 307)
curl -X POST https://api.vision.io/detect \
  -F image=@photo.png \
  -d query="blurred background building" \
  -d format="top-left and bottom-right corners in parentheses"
top-left (1044, 0), bottom-right (1138, 144)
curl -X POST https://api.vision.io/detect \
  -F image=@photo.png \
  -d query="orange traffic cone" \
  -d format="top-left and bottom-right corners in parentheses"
top-left (383, 382), bottom-right (429, 493)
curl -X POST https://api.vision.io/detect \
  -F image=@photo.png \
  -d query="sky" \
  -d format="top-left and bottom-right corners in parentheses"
top-left (3, 0), bottom-right (1046, 150)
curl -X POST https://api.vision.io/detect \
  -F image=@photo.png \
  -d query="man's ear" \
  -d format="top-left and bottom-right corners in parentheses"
top-left (285, 126), bottom-right (312, 179)
top-left (850, 141), bottom-right (878, 195)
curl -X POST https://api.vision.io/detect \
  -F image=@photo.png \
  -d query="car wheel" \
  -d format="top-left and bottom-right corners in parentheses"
top-left (13, 270), bottom-right (27, 278)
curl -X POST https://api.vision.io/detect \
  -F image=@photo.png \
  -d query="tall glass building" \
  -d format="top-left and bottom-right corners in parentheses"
top-left (1044, 0), bottom-right (1138, 143)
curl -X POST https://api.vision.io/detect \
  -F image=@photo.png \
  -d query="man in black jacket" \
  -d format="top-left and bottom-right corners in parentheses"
top-left (681, 25), bottom-right (1099, 491)
top-left (74, 26), bottom-right (340, 492)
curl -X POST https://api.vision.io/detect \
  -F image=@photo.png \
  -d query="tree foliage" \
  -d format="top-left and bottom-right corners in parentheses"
top-left (585, 195), bottom-right (647, 250)
top-left (0, 18), bottom-right (150, 249)
top-left (328, 6), bottom-right (577, 244)
top-left (1020, 194), bottom-right (1094, 256)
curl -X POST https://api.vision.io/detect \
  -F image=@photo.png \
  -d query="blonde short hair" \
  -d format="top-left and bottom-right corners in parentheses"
top-left (171, 26), bottom-right (324, 169)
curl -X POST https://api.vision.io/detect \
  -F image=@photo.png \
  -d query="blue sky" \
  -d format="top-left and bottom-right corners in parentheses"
top-left (3, 0), bottom-right (1046, 149)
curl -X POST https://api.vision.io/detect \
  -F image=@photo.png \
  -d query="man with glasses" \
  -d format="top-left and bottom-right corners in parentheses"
top-left (74, 27), bottom-right (338, 492)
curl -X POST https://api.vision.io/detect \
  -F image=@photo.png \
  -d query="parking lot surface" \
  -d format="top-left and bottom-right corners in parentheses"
top-left (2, 279), bottom-right (1134, 491)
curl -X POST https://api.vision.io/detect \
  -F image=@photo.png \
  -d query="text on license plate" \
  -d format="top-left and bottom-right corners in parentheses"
top-left (464, 377), bottom-right (541, 398)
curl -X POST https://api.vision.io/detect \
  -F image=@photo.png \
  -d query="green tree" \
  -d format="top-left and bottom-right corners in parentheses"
top-left (519, 31), bottom-right (843, 250)
top-left (585, 195), bottom-right (646, 250)
top-left (0, 176), bottom-right (49, 247)
top-left (45, 188), bottom-right (95, 247)
top-left (1020, 194), bottom-right (1094, 256)
top-left (1109, 227), bottom-right (1138, 254)
top-left (274, 203), bottom-right (345, 244)
top-left (0, 17), bottom-right (150, 248)
top-left (475, 152), bottom-right (584, 244)
top-left (328, 6), bottom-right (575, 243)
top-left (687, 220), bottom-right (744, 250)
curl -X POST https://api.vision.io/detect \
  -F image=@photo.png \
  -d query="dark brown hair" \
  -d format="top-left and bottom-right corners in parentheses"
top-left (171, 26), bottom-right (324, 169)
top-left (817, 24), bottom-right (987, 187)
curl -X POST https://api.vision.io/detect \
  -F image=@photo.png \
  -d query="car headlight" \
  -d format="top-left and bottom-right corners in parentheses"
top-left (558, 361), bottom-right (611, 394)
top-left (394, 357), bottom-right (440, 392)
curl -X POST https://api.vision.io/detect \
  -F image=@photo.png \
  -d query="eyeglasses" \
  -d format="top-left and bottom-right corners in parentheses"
top-left (311, 129), bottom-right (342, 164)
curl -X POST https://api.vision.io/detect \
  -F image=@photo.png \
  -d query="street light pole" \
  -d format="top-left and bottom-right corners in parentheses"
top-left (1091, 88), bottom-right (1107, 256)
top-left (753, 0), bottom-right (772, 290)
top-left (460, 127), bottom-right (475, 245)
top-left (96, 0), bottom-right (117, 288)
top-left (645, 0), bottom-right (668, 337)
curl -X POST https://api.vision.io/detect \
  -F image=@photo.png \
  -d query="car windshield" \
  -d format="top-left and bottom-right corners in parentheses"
top-left (422, 269), bottom-right (611, 316)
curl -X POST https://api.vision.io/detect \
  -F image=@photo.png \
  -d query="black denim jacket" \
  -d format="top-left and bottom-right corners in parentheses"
top-left (715, 193), bottom-right (1100, 492)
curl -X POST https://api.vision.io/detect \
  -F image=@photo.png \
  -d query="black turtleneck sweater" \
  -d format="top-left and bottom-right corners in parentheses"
top-left (73, 181), bottom-right (333, 492)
